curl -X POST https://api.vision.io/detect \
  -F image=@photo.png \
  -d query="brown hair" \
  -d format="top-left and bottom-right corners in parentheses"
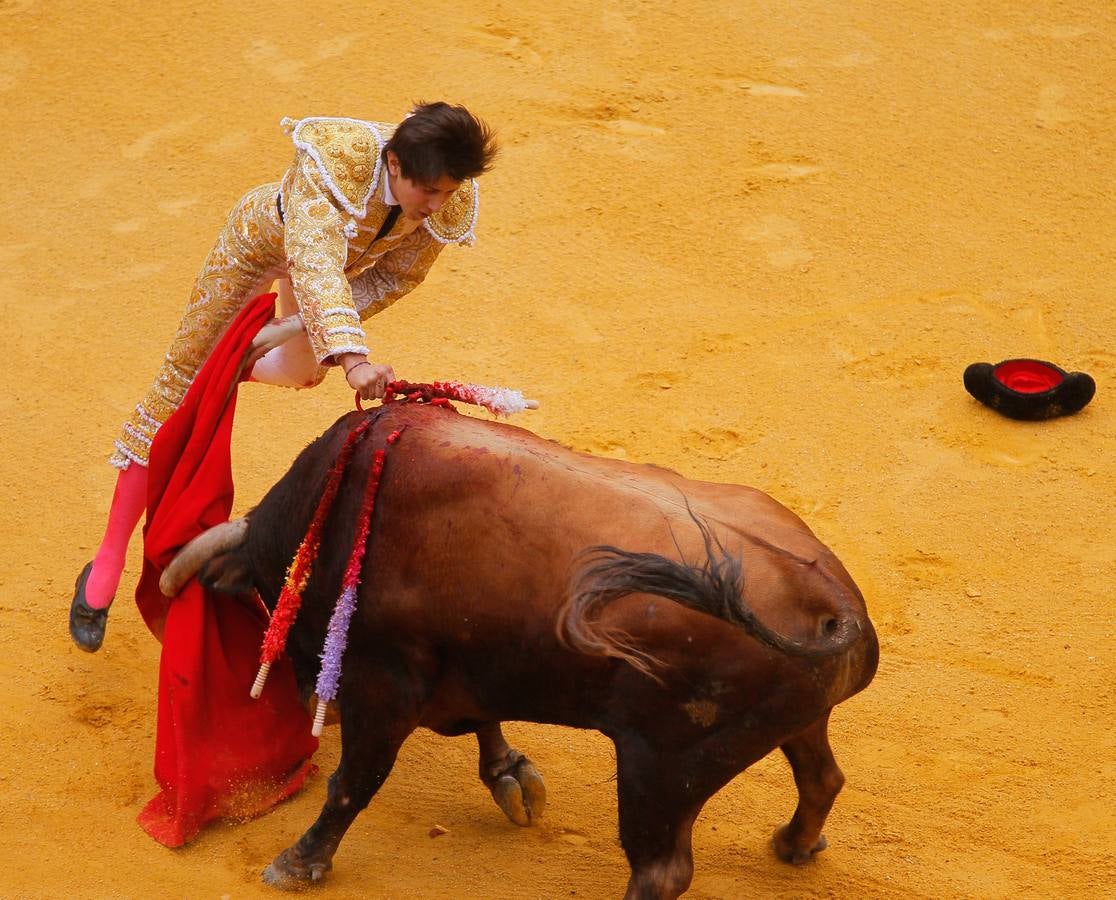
top-left (384, 101), bottom-right (498, 184)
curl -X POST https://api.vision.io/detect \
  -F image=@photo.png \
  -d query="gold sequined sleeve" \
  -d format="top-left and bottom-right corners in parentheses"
top-left (284, 154), bottom-right (369, 363)
top-left (349, 226), bottom-right (445, 321)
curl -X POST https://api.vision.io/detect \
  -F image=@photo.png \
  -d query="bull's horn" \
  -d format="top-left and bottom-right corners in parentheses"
top-left (159, 518), bottom-right (249, 598)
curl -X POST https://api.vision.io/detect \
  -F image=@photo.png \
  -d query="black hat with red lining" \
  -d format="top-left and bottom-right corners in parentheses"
top-left (964, 359), bottom-right (1096, 421)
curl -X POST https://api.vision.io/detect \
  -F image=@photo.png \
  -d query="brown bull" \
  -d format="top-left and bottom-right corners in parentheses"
top-left (170, 402), bottom-right (878, 899)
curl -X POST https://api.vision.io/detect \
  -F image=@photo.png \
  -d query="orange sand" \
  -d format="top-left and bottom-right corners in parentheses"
top-left (1, 2), bottom-right (1113, 897)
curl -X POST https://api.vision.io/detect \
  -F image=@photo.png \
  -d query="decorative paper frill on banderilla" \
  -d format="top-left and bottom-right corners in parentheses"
top-left (312, 446), bottom-right (387, 735)
top-left (251, 418), bottom-right (374, 699)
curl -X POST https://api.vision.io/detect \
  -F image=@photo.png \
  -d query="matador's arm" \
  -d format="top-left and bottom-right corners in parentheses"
top-left (283, 154), bottom-right (369, 363)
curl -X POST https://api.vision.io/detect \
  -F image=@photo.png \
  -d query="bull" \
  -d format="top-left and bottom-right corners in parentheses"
top-left (165, 402), bottom-right (878, 899)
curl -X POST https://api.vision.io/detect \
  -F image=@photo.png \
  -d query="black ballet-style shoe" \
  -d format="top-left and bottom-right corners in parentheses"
top-left (964, 359), bottom-right (1096, 421)
top-left (69, 561), bottom-right (110, 653)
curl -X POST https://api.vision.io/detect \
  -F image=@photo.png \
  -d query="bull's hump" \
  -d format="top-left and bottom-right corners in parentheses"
top-left (390, 405), bottom-right (656, 474)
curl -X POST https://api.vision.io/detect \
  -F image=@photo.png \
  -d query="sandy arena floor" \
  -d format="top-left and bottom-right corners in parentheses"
top-left (1, 1), bottom-right (1113, 897)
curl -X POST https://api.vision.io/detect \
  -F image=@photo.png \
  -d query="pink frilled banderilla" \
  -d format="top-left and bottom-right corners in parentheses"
top-left (357, 380), bottom-right (539, 417)
top-left (254, 380), bottom-right (538, 733)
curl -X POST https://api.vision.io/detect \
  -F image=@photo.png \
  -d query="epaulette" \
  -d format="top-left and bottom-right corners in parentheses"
top-left (281, 116), bottom-right (394, 218)
top-left (424, 178), bottom-right (479, 246)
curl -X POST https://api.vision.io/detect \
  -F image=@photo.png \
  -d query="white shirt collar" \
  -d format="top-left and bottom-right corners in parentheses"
top-left (382, 166), bottom-right (399, 207)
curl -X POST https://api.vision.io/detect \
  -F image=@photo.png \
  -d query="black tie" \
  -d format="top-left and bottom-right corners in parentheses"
top-left (374, 205), bottom-right (401, 243)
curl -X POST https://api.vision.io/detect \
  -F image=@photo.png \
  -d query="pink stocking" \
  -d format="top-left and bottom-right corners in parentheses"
top-left (85, 463), bottom-right (148, 609)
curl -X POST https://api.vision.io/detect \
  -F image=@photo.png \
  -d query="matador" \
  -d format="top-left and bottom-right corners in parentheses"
top-left (69, 102), bottom-right (498, 652)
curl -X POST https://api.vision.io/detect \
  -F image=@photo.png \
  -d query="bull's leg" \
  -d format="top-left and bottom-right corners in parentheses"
top-left (476, 722), bottom-right (547, 826)
top-left (263, 683), bottom-right (419, 889)
top-left (773, 710), bottom-right (845, 865)
top-left (615, 740), bottom-right (706, 900)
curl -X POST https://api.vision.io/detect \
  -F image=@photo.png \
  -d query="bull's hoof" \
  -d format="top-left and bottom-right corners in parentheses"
top-left (486, 752), bottom-right (547, 826)
top-left (772, 825), bottom-right (828, 865)
top-left (261, 847), bottom-right (332, 890)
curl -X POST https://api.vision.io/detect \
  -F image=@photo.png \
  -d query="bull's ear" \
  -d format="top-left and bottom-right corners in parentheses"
top-left (198, 550), bottom-right (255, 594)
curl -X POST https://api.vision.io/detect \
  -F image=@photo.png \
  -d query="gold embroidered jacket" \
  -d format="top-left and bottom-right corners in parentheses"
top-left (280, 116), bottom-right (479, 363)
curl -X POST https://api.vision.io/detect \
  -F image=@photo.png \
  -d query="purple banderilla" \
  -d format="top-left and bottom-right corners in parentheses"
top-left (313, 447), bottom-right (387, 735)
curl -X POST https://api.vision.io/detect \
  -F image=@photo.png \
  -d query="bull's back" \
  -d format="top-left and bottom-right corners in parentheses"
top-left (376, 404), bottom-right (810, 552)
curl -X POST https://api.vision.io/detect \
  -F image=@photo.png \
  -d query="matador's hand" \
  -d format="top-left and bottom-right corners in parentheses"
top-left (346, 361), bottom-right (396, 401)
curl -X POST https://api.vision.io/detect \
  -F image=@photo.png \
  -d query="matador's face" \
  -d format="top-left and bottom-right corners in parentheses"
top-left (385, 151), bottom-right (462, 222)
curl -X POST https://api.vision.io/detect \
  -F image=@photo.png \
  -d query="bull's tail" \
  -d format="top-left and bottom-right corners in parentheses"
top-left (556, 516), bottom-right (863, 678)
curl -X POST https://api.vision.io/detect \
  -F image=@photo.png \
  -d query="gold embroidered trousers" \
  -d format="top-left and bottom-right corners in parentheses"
top-left (110, 183), bottom-right (288, 468)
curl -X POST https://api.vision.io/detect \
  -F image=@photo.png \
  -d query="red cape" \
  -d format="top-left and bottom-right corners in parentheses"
top-left (133, 294), bottom-right (318, 847)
